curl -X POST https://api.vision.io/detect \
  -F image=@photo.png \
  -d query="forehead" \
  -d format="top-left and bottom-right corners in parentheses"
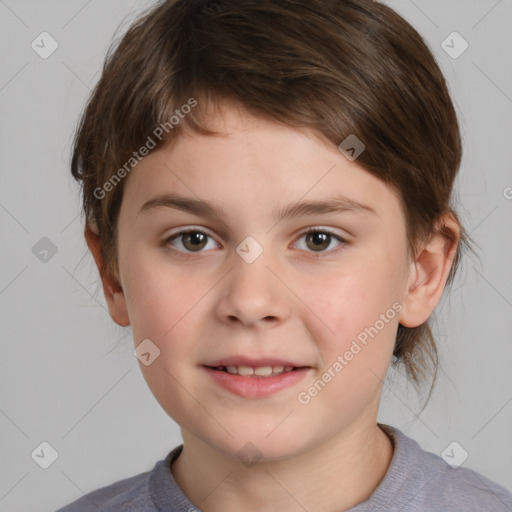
top-left (119, 103), bottom-right (404, 225)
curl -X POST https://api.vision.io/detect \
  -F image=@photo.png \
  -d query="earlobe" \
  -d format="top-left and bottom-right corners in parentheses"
top-left (84, 222), bottom-right (130, 327)
top-left (399, 214), bottom-right (460, 328)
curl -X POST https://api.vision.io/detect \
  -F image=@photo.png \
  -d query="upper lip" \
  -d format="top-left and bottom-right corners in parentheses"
top-left (204, 356), bottom-right (310, 368)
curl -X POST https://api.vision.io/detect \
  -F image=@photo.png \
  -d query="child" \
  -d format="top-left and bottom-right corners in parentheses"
top-left (57, 0), bottom-right (512, 510)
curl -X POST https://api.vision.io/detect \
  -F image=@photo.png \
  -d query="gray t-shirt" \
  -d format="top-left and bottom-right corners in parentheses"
top-left (56, 423), bottom-right (512, 511)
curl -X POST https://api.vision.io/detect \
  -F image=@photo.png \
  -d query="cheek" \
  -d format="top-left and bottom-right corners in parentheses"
top-left (296, 269), bottom-right (400, 420)
top-left (121, 250), bottom-right (202, 342)
top-left (295, 252), bottom-right (404, 400)
top-left (305, 260), bottom-right (402, 343)
top-left (125, 266), bottom-right (208, 426)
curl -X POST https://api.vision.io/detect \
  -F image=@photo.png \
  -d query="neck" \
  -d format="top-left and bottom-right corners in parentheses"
top-left (171, 422), bottom-right (394, 512)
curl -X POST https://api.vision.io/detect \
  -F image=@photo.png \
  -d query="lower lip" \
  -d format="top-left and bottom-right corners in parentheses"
top-left (203, 366), bottom-right (311, 398)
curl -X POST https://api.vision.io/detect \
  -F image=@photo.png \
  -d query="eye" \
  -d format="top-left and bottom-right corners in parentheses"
top-left (165, 229), bottom-right (218, 253)
top-left (164, 227), bottom-right (348, 255)
top-left (294, 228), bottom-right (347, 253)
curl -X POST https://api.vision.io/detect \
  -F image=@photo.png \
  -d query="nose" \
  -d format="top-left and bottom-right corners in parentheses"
top-left (215, 246), bottom-right (291, 329)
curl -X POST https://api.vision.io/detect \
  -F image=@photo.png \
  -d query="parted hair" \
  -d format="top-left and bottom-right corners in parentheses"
top-left (71, 0), bottom-right (473, 402)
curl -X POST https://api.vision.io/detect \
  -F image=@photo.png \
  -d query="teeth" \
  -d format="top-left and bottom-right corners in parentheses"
top-left (238, 365), bottom-right (254, 376)
top-left (254, 366), bottom-right (273, 376)
top-left (220, 365), bottom-right (295, 376)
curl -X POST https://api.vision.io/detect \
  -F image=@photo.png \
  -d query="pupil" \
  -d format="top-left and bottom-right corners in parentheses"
top-left (185, 232), bottom-right (206, 251)
top-left (308, 232), bottom-right (329, 251)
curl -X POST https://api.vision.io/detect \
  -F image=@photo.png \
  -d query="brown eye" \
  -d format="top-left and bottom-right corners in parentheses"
top-left (166, 230), bottom-right (216, 253)
top-left (182, 232), bottom-right (208, 251)
top-left (295, 229), bottom-right (346, 254)
top-left (305, 232), bottom-right (331, 251)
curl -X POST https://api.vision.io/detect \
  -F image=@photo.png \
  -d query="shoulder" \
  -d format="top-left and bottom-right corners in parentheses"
top-left (372, 424), bottom-right (512, 512)
top-left (55, 470), bottom-right (152, 511)
top-left (55, 446), bottom-right (182, 512)
top-left (414, 444), bottom-right (512, 510)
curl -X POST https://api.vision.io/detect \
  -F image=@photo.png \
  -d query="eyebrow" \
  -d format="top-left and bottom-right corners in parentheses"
top-left (137, 193), bottom-right (378, 222)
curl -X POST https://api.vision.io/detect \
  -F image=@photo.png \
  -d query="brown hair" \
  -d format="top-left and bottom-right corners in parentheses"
top-left (71, 0), bottom-right (474, 403)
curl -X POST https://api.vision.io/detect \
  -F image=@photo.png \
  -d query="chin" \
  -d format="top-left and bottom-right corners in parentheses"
top-left (198, 419), bottom-right (317, 464)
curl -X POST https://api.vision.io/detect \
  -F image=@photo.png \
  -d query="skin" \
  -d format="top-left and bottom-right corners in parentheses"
top-left (85, 101), bottom-right (460, 512)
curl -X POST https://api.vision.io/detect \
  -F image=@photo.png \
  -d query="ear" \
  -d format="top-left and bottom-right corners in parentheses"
top-left (399, 213), bottom-right (460, 328)
top-left (84, 222), bottom-right (130, 327)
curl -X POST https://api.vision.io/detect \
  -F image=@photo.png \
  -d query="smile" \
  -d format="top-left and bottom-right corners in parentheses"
top-left (210, 365), bottom-right (296, 377)
top-left (203, 365), bottom-right (311, 398)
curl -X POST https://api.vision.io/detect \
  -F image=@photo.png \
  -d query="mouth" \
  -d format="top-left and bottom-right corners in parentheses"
top-left (205, 364), bottom-right (299, 377)
top-left (202, 358), bottom-right (312, 398)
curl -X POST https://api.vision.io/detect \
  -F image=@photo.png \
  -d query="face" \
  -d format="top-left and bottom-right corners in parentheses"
top-left (112, 103), bottom-right (413, 460)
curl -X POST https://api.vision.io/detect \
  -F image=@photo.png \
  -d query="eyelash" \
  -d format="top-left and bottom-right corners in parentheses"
top-left (163, 227), bottom-right (348, 256)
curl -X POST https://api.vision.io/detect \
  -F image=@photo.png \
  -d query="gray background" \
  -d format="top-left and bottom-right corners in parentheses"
top-left (0, 0), bottom-right (511, 510)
